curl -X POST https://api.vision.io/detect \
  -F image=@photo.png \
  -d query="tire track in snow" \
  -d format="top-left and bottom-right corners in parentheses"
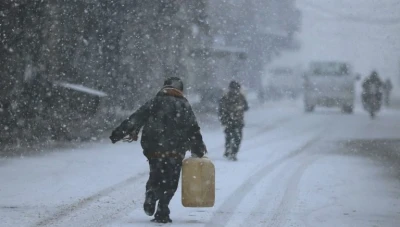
top-left (263, 153), bottom-right (320, 227)
top-left (209, 115), bottom-right (295, 151)
top-left (208, 114), bottom-right (310, 158)
top-left (32, 115), bottom-right (293, 227)
top-left (239, 114), bottom-right (327, 152)
top-left (33, 171), bottom-right (148, 227)
top-left (31, 108), bottom-right (301, 226)
top-left (205, 133), bottom-right (323, 227)
top-left (224, 157), bottom-right (296, 227)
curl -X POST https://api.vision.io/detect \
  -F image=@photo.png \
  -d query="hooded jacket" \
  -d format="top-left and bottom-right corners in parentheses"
top-left (110, 86), bottom-right (205, 158)
top-left (362, 72), bottom-right (383, 94)
top-left (218, 88), bottom-right (249, 127)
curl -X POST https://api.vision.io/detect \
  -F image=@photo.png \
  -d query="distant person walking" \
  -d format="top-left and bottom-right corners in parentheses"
top-left (218, 80), bottom-right (249, 161)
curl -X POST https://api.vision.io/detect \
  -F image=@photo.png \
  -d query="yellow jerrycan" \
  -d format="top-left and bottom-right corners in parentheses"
top-left (181, 156), bottom-right (215, 207)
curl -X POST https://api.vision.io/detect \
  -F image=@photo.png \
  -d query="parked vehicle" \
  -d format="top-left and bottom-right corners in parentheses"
top-left (303, 61), bottom-right (357, 113)
top-left (261, 66), bottom-right (302, 100)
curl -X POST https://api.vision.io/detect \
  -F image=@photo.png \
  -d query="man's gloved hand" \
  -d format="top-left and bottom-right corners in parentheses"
top-left (191, 142), bottom-right (207, 158)
top-left (191, 153), bottom-right (201, 158)
top-left (109, 135), bottom-right (119, 144)
top-left (109, 130), bottom-right (124, 144)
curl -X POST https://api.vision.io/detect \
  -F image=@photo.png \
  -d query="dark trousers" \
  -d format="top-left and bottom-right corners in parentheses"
top-left (146, 157), bottom-right (183, 216)
top-left (224, 126), bottom-right (243, 157)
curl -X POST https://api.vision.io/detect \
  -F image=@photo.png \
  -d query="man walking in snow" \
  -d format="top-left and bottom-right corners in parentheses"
top-left (218, 80), bottom-right (249, 161)
top-left (109, 77), bottom-right (207, 223)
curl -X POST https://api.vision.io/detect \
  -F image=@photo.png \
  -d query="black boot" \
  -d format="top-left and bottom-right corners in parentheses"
top-left (143, 190), bottom-right (157, 216)
top-left (231, 153), bottom-right (238, 161)
top-left (152, 204), bottom-right (172, 223)
top-left (151, 217), bottom-right (172, 223)
top-left (223, 147), bottom-right (232, 159)
top-left (230, 144), bottom-right (239, 161)
top-left (232, 155), bottom-right (238, 161)
top-left (223, 151), bottom-right (229, 159)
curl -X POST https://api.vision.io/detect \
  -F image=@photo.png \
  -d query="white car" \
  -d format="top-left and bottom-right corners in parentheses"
top-left (303, 61), bottom-right (358, 113)
top-left (261, 67), bottom-right (303, 99)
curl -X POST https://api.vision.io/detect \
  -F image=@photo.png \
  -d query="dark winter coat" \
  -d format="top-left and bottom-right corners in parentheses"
top-left (362, 73), bottom-right (383, 94)
top-left (110, 87), bottom-right (206, 158)
top-left (218, 89), bottom-right (249, 128)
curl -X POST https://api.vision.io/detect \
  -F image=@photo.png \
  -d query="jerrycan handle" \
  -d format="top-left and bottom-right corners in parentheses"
top-left (191, 153), bottom-right (208, 158)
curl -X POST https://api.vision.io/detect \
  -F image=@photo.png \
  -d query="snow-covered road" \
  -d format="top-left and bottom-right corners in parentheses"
top-left (1, 100), bottom-right (400, 227)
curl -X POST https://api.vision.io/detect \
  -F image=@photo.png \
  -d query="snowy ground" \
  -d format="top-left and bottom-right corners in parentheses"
top-left (1, 98), bottom-right (400, 227)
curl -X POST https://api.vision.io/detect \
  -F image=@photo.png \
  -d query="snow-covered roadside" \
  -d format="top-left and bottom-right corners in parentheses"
top-left (295, 154), bottom-right (400, 227)
top-left (0, 100), bottom-right (303, 226)
top-left (31, 105), bottom-right (326, 227)
top-left (3, 98), bottom-right (400, 227)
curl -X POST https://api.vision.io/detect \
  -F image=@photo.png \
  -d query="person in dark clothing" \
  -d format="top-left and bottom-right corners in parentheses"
top-left (362, 71), bottom-right (383, 92)
top-left (218, 80), bottom-right (249, 161)
top-left (109, 77), bottom-right (207, 223)
top-left (362, 71), bottom-right (383, 110)
top-left (383, 78), bottom-right (393, 107)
